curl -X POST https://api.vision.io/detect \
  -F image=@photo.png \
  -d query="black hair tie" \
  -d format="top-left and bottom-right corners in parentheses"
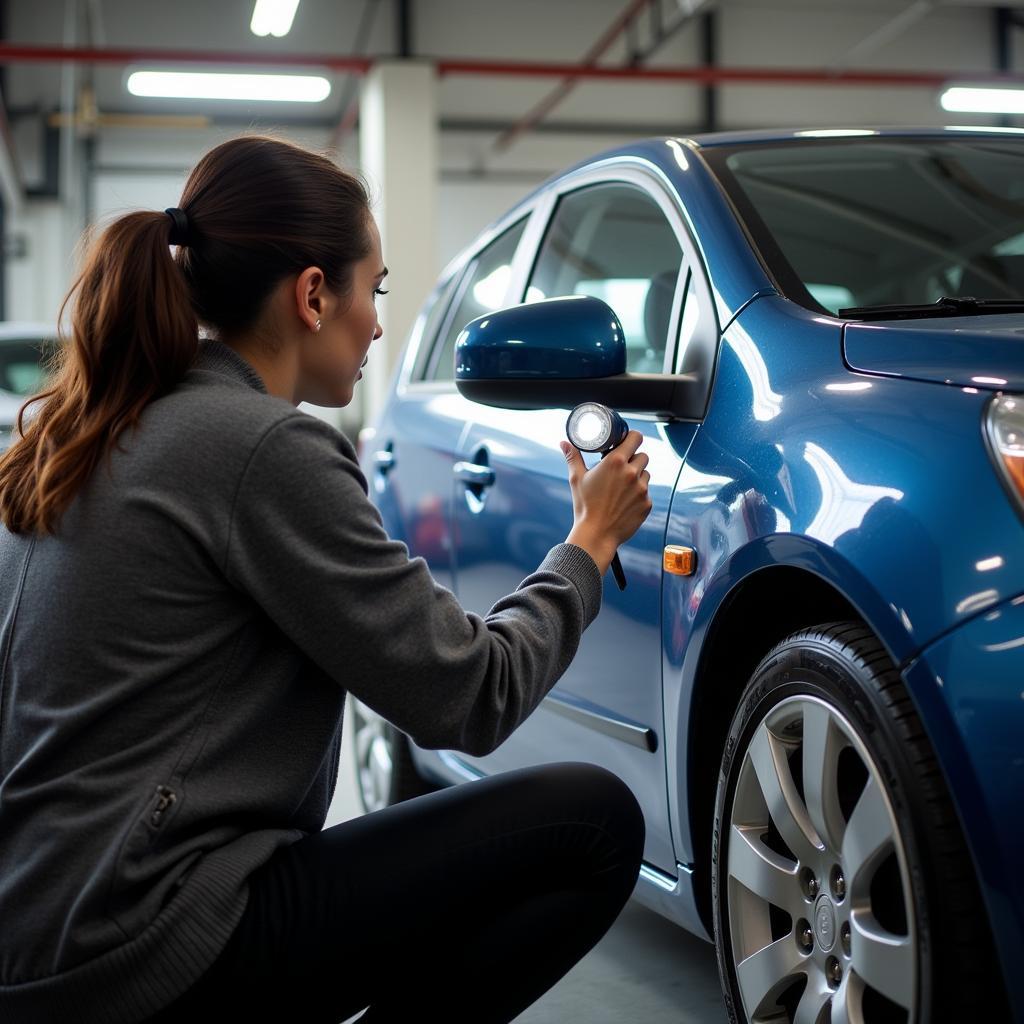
top-left (165, 207), bottom-right (191, 247)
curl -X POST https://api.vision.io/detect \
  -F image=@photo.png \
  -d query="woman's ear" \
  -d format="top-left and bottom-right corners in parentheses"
top-left (294, 266), bottom-right (325, 332)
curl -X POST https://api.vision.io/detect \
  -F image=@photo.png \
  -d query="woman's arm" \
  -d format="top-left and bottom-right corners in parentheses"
top-left (224, 413), bottom-right (603, 758)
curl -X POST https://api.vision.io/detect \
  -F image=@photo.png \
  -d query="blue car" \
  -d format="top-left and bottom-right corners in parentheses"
top-left (353, 128), bottom-right (1024, 1023)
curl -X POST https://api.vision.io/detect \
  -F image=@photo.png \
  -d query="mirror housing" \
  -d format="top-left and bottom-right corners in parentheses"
top-left (455, 295), bottom-right (626, 380)
top-left (454, 295), bottom-right (703, 419)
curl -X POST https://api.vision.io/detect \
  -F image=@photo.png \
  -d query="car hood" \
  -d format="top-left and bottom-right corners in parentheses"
top-left (843, 314), bottom-right (1024, 393)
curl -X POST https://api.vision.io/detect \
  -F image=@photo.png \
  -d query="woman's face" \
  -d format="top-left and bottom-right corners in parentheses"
top-left (296, 215), bottom-right (386, 408)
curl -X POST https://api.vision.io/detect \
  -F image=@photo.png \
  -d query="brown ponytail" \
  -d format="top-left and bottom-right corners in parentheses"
top-left (0, 212), bottom-right (196, 535)
top-left (0, 135), bottom-right (371, 535)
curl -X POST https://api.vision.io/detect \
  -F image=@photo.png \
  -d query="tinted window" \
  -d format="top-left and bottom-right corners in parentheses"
top-left (412, 273), bottom-right (461, 381)
top-left (708, 137), bottom-right (1024, 314)
top-left (0, 338), bottom-right (56, 397)
top-left (527, 184), bottom-right (683, 373)
top-left (428, 219), bottom-right (527, 381)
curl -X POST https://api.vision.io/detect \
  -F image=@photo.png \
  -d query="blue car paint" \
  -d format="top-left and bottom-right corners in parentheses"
top-left (845, 314), bottom-right (1024, 392)
top-left (447, 406), bottom-right (696, 877)
top-left (904, 593), bottom-right (1024, 989)
top-left (456, 295), bottom-right (627, 380)
top-left (364, 128), bottom-right (1024, 1017)
top-left (662, 293), bottom-right (1024, 997)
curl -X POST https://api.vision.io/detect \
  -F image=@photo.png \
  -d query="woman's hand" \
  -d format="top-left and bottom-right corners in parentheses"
top-left (560, 430), bottom-right (653, 575)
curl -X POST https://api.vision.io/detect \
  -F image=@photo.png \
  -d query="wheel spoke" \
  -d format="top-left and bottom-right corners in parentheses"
top-left (801, 702), bottom-right (845, 852)
top-left (851, 913), bottom-right (914, 1009)
top-left (735, 934), bottom-right (806, 1016)
top-left (355, 722), bottom-right (375, 766)
top-left (729, 824), bottom-right (802, 914)
top-left (371, 736), bottom-right (392, 776)
top-left (748, 724), bottom-right (820, 865)
top-left (793, 973), bottom-right (832, 1024)
top-left (830, 968), bottom-right (866, 1024)
top-left (840, 777), bottom-right (895, 892)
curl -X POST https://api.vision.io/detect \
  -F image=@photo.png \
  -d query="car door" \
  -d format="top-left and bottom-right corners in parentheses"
top-left (450, 170), bottom-right (714, 874)
top-left (366, 216), bottom-right (529, 591)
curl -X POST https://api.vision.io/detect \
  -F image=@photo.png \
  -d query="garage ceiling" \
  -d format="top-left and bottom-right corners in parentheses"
top-left (2, 0), bottom-right (1023, 136)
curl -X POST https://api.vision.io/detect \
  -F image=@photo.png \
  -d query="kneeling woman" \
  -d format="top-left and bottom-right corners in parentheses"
top-left (0, 135), bottom-right (652, 1024)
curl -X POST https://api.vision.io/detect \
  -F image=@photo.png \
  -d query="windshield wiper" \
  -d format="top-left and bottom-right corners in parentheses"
top-left (839, 295), bottom-right (1024, 320)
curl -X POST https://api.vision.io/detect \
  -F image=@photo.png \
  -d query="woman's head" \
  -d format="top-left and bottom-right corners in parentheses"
top-left (176, 135), bottom-right (375, 338)
top-left (175, 134), bottom-right (384, 407)
top-left (0, 134), bottom-right (378, 535)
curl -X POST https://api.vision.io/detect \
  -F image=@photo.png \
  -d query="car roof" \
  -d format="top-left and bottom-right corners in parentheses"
top-left (509, 125), bottom-right (1024, 207)
top-left (680, 125), bottom-right (1024, 148)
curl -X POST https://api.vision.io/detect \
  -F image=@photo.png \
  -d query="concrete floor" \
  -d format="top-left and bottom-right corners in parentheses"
top-left (326, 711), bottom-right (728, 1023)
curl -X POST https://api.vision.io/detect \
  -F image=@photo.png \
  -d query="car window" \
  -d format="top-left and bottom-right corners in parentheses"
top-left (0, 339), bottom-right (56, 397)
top-left (411, 273), bottom-right (462, 381)
top-left (526, 184), bottom-right (683, 373)
top-left (427, 218), bottom-right (528, 381)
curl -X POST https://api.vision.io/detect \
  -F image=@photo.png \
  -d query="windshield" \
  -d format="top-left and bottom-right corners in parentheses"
top-left (705, 136), bottom-right (1024, 315)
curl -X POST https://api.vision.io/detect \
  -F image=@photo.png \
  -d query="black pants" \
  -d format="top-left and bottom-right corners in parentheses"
top-left (143, 762), bottom-right (645, 1023)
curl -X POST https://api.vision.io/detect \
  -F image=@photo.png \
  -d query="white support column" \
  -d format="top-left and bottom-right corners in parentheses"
top-left (359, 59), bottom-right (438, 424)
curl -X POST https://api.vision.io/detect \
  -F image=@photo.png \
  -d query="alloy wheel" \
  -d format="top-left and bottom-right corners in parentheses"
top-left (726, 694), bottom-right (916, 1023)
top-left (351, 698), bottom-right (395, 813)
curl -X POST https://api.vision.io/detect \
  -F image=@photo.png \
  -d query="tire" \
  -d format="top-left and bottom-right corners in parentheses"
top-left (711, 621), bottom-right (1007, 1024)
top-left (349, 696), bottom-right (439, 813)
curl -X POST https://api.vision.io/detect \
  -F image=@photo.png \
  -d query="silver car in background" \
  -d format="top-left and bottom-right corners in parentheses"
top-left (0, 323), bottom-right (58, 451)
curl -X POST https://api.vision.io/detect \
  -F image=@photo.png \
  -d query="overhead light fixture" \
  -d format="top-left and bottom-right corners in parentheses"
top-left (251, 0), bottom-right (300, 37)
top-left (127, 71), bottom-right (330, 103)
top-left (945, 124), bottom-right (1024, 134)
top-left (940, 86), bottom-right (1024, 114)
top-left (794, 129), bottom-right (878, 138)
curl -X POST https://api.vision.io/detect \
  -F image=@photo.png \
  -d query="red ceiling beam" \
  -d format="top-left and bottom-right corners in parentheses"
top-left (438, 61), bottom-right (1018, 89)
top-left (492, 0), bottom-right (652, 154)
top-left (0, 42), bottom-right (1020, 90)
top-left (0, 43), bottom-right (374, 73)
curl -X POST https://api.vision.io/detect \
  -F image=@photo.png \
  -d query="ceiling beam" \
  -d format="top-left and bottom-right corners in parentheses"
top-left (0, 43), bottom-right (1019, 91)
top-left (490, 0), bottom-right (652, 155)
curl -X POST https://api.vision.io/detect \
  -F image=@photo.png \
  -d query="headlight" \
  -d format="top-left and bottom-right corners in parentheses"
top-left (985, 394), bottom-right (1024, 508)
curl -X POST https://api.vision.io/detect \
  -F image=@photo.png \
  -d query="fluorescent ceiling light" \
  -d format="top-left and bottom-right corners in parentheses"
top-left (127, 71), bottom-right (330, 103)
top-left (945, 124), bottom-right (1024, 135)
top-left (251, 0), bottom-right (300, 37)
top-left (941, 86), bottom-right (1024, 114)
top-left (794, 129), bottom-right (878, 138)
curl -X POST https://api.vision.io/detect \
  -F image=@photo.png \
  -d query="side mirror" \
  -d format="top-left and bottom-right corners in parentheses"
top-left (454, 295), bottom-right (702, 418)
top-left (455, 295), bottom-right (626, 381)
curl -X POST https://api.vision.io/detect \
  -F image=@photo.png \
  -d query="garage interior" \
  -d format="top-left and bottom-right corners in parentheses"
top-left (0, 1), bottom-right (1022, 1021)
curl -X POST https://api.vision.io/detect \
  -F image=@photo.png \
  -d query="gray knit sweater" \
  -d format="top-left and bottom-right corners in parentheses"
top-left (0, 339), bottom-right (602, 1023)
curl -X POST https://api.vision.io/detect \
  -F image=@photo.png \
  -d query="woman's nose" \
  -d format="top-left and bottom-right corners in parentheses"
top-left (373, 322), bottom-right (383, 341)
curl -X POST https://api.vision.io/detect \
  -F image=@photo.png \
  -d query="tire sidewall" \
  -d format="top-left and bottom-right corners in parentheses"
top-left (711, 634), bottom-right (935, 1024)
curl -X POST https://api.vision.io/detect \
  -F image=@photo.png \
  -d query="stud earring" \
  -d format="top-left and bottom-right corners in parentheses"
top-left (314, 319), bottom-right (321, 332)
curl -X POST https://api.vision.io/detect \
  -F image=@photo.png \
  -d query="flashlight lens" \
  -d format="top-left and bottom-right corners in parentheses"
top-left (567, 403), bottom-right (613, 452)
top-left (575, 412), bottom-right (605, 445)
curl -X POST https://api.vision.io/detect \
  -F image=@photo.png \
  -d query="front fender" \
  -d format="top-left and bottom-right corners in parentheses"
top-left (663, 533), bottom-right (913, 867)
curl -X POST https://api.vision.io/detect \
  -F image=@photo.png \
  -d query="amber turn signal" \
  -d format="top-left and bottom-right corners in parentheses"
top-left (664, 545), bottom-right (697, 576)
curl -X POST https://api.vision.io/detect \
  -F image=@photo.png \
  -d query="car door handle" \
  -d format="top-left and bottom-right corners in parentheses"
top-left (453, 462), bottom-right (495, 488)
top-left (373, 449), bottom-right (396, 474)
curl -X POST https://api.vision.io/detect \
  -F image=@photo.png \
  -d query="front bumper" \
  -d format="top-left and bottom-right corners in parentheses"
top-left (904, 593), bottom-right (1024, 1017)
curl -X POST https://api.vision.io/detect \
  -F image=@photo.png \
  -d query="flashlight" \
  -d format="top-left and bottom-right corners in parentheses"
top-left (566, 402), bottom-right (628, 455)
top-left (565, 402), bottom-right (630, 590)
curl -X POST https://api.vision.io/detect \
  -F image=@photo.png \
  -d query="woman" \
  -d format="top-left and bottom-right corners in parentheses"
top-left (0, 135), bottom-right (652, 1024)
